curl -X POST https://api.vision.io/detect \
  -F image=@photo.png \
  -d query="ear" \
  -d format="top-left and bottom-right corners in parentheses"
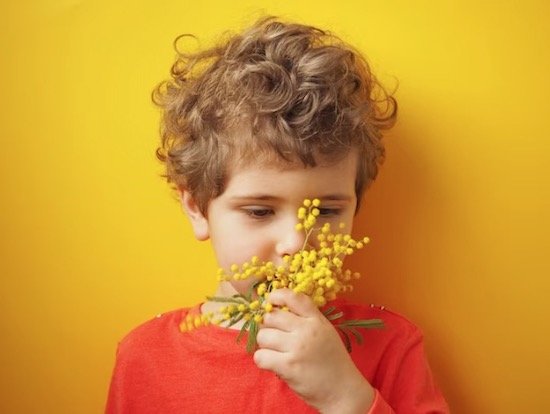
top-left (179, 190), bottom-right (209, 241)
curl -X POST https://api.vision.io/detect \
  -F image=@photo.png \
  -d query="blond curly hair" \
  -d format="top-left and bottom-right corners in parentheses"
top-left (153, 16), bottom-right (397, 214)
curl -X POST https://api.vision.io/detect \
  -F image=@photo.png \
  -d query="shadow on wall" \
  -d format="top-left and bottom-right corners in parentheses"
top-left (346, 119), bottom-right (473, 412)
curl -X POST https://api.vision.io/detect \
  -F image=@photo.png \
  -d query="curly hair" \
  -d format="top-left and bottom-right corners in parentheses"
top-left (153, 16), bottom-right (397, 214)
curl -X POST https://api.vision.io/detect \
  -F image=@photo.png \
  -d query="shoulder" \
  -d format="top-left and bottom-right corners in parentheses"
top-left (329, 299), bottom-right (433, 385)
top-left (330, 298), bottom-right (421, 334)
top-left (115, 307), bottom-right (189, 358)
top-left (330, 301), bottom-right (449, 410)
top-left (328, 298), bottom-right (425, 353)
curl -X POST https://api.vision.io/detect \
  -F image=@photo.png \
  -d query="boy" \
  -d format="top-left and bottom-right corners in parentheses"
top-left (106, 17), bottom-right (449, 413)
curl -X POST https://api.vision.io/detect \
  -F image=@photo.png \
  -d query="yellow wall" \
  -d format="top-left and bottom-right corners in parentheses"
top-left (2, 1), bottom-right (549, 412)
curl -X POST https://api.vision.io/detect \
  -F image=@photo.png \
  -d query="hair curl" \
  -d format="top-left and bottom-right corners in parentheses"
top-left (153, 16), bottom-right (397, 214)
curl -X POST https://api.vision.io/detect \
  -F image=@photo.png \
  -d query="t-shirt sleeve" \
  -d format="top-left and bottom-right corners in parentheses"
top-left (104, 338), bottom-right (155, 414)
top-left (368, 324), bottom-right (449, 413)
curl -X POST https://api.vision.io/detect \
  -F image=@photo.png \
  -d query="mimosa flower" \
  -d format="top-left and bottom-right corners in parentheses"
top-left (181, 199), bottom-right (384, 353)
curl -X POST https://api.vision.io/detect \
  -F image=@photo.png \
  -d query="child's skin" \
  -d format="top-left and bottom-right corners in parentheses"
top-left (180, 148), bottom-right (375, 413)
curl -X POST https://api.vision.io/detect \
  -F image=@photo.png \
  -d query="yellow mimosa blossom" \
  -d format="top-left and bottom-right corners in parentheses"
top-left (187, 198), bottom-right (384, 353)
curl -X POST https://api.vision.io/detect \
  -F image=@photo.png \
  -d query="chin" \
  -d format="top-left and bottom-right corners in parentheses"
top-left (226, 279), bottom-right (262, 296)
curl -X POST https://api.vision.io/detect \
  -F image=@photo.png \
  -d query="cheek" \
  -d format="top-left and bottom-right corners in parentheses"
top-left (228, 278), bottom-right (259, 295)
top-left (344, 215), bottom-right (355, 234)
top-left (212, 231), bottom-right (273, 269)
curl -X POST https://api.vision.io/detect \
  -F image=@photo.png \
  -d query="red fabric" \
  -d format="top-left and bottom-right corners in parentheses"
top-left (106, 299), bottom-right (448, 413)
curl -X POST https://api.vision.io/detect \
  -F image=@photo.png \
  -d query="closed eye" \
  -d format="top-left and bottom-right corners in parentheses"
top-left (243, 208), bottom-right (274, 219)
top-left (318, 208), bottom-right (342, 217)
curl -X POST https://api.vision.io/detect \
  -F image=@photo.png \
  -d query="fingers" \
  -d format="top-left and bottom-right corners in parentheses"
top-left (267, 288), bottom-right (318, 318)
top-left (253, 347), bottom-right (287, 376)
top-left (256, 327), bottom-right (290, 352)
top-left (261, 306), bottom-right (298, 331)
top-left (254, 321), bottom-right (291, 377)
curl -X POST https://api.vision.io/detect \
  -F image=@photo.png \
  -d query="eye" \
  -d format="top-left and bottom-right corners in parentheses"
top-left (243, 207), bottom-right (274, 219)
top-left (317, 207), bottom-right (342, 217)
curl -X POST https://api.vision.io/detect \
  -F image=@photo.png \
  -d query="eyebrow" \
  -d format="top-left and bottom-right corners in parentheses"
top-left (228, 194), bottom-right (354, 202)
top-left (318, 194), bottom-right (354, 202)
top-left (228, 195), bottom-right (282, 202)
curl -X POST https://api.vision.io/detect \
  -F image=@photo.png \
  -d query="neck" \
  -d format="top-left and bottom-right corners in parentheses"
top-left (200, 282), bottom-right (246, 330)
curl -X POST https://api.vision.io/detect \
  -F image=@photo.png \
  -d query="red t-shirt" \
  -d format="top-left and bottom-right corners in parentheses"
top-left (106, 299), bottom-right (448, 413)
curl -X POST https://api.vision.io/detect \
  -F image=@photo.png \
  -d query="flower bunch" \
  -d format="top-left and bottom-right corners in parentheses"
top-left (180, 199), bottom-right (384, 353)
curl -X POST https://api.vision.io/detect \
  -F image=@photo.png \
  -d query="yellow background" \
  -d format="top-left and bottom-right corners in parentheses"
top-left (2, 1), bottom-right (549, 412)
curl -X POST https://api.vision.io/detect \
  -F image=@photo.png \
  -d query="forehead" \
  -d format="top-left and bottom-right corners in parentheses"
top-left (222, 148), bottom-right (358, 197)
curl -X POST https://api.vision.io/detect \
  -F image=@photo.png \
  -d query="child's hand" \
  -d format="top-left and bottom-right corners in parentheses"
top-left (254, 289), bottom-right (375, 414)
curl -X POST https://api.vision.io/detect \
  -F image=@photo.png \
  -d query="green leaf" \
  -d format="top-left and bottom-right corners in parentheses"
top-left (206, 296), bottom-right (246, 304)
top-left (339, 328), bottom-right (352, 353)
top-left (246, 320), bottom-right (259, 354)
top-left (338, 319), bottom-right (385, 329)
top-left (325, 311), bottom-right (344, 321)
top-left (226, 312), bottom-right (245, 328)
top-left (347, 327), bottom-right (363, 345)
top-left (333, 318), bottom-right (385, 352)
top-left (322, 306), bottom-right (336, 317)
top-left (236, 319), bottom-right (251, 344)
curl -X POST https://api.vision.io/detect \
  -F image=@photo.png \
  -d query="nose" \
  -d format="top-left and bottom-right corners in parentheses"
top-left (275, 218), bottom-right (306, 258)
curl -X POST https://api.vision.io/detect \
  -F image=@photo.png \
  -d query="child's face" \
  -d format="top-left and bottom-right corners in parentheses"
top-left (183, 150), bottom-right (358, 294)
